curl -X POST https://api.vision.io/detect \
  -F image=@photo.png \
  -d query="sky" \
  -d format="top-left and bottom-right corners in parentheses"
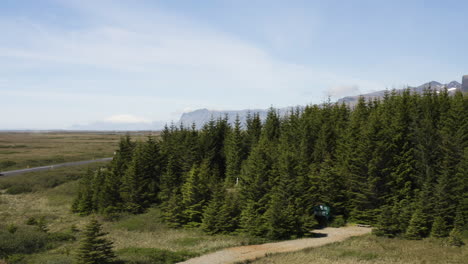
top-left (1, 0), bottom-right (467, 130)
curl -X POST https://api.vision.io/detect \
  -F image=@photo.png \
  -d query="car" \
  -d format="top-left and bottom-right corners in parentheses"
top-left (0, 173), bottom-right (4, 176)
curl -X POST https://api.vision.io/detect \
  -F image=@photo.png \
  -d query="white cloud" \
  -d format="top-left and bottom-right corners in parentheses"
top-left (0, 2), bottom-right (382, 97)
top-left (0, 0), bottom-right (386, 129)
top-left (327, 85), bottom-right (361, 98)
top-left (105, 114), bottom-right (151, 124)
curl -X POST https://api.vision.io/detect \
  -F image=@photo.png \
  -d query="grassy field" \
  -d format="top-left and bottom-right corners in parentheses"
top-left (0, 162), bottom-right (259, 263)
top-left (1, 132), bottom-right (466, 264)
top-left (0, 132), bottom-right (155, 171)
top-left (246, 234), bottom-right (468, 264)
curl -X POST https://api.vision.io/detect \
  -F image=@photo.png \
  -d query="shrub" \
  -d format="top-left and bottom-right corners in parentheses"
top-left (6, 184), bottom-right (32, 195)
top-left (0, 225), bottom-right (49, 258)
top-left (0, 160), bottom-right (16, 170)
top-left (48, 232), bottom-right (76, 242)
top-left (7, 224), bottom-right (18, 234)
top-left (329, 215), bottom-right (346, 228)
top-left (447, 228), bottom-right (465, 247)
top-left (117, 247), bottom-right (196, 264)
top-left (26, 217), bottom-right (38, 225)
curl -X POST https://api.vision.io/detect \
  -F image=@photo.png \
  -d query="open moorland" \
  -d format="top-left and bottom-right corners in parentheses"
top-left (0, 132), bottom-right (154, 171)
top-left (0, 132), bottom-right (259, 264)
top-left (0, 130), bottom-right (467, 264)
top-left (246, 234), bottom-right (468, 264)
top-left (0, 180), bottom-right (260, 263)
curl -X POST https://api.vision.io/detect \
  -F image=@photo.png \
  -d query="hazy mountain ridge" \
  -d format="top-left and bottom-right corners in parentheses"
top-left (179, 107), bottom-right (298, 129)
top-left (338, 80), bottom-right (461, 105)
top-left (180, 80), bottom-right (463, 127)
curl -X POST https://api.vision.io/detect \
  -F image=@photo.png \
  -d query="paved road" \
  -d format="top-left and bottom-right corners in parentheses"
top-left (178, 226), bottom-right (372, 264)
top-left (0, 157), bottom-right (113, 177)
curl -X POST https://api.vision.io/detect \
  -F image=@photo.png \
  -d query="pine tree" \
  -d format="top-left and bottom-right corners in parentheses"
top-left (201, 186), bottom-right (225, 234)
top-left (120, 142), bottom-right (148, 213)
top-left (405, 208), bottom-right (429, 240)
top-left (76, 219), bottom-right (116, 264)
top-left (447, 227), bottom-right (465, 247)
top-left (455, 148), bottom-right (468, 229)
top-left (111, 135), bottom-right (135, 179)
top-left (343, 98), bottom-right (373, 223)
top-left (181, 162), bottom-right (210, 227)
top-left (430, 216), bottom-right (448, 238)
top-left (374, 205), bottom-right (399, 237)
top-left (244, 112), bottom-right (263, 153)
top-left (225, 115), bottom-right (244, 186)
top-left (142, 136), bottom-right (163, 203)
top-left (265, 186), bottom-right (300, 239)
top-left (72, 169), bottom-right (95, 215)
top-left (163, 189), bottom-right (185, 228)
top-left (217, 191), bottom-right (241, 233)
top-left (97, 169), bottom-right (121, 214)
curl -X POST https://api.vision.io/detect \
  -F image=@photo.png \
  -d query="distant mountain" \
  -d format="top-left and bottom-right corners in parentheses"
top-left (179, 107), bottom-right (298, 129)
top-left (338, 81), bottom-right (461, 106)
top-left (179, 80), bottom-right (463, 127)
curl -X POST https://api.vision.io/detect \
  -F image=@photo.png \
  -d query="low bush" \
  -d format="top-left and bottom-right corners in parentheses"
top-left (116, 247), bottom-right (196, 264)
top-left (6, 184), bottom-right (33, 195)
top-left (0, 160), bottom-right (16, 170)
top-left (0, 225), bottom-right (48, 258)
top-left (47, 232), bottom-right (76, 243)
top-left (0, 162), bottom-right (107, 193)
top-left (0, 225), bottom-right (76, 260)
top-left (329, 215), bottom-right (346, 228)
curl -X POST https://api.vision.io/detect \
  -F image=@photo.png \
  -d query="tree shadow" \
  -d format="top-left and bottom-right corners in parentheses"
top-left (310, 232), bottom-right (328, 238)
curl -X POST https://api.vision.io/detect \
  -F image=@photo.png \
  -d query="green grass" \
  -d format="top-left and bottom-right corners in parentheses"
top-left (249, 235), bottom-right (468, 264)
top-left (0, 132), bottom-right (156, 171)
top-left (0, 162), bottom-right (109, 194)
top-left (116, 247), bottom-right (197, 264)
top-left (0, 164), bottom-right (256, 263)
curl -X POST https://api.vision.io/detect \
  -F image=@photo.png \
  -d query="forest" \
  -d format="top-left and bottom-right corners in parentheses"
top-left (72, 88), bottom-right (467, 242)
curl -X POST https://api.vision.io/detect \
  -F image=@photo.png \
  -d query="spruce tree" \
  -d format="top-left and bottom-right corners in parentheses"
top-left (120, 142), bottom-right (148, 213)
top-left (374, 205), bottom-right (399, 238)
top-left (181, 162), bottom-right (210, 227)
top-left (72, 169), bottom-right (95, 215)
top-left (76, 219), bottom-right (116, 264)
top-left (405, 208), bottom-right (429, 240)
top-left (430, 216), bottom-right (448, 238)
top-left (448, 227), bottom-right (465, 247)
top-left (201, 186), bottom-right (225, 234)
top-left (217, 191), bottom-right (241, 233)
top-left (225, 115), bottom-right (244, 186)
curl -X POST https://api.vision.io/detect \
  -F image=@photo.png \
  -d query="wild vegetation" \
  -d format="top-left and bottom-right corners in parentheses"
top-left (73, 88), bottom-right (468, 243)
top-left (246, 235), bottom-right (468, 264)
top-left (0, 166), bottom-right (260, 263)
top-left (1, 89), bottom-right (467, 263)
top-left (0, 132), bottom-right (152, 171)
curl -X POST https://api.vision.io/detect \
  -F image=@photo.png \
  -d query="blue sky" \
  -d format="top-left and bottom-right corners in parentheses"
top-left (1, 0), bottom-right (467, 129)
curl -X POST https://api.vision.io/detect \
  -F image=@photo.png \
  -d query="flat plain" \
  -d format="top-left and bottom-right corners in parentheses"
top-left (0, 132), bottom-right (466, 264)
top-left (0, 132), bottom-right (154, 171)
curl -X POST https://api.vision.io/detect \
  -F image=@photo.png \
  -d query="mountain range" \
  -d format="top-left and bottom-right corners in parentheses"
top-left (179, 80), bottom-right (463, 128)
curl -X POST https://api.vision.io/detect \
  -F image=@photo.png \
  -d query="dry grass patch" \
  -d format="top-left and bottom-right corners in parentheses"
top-left (108, 208), bottom-right (254, 254)
top-left (250, 235), bottom-right (468, 264)
top-left (0, 132), bottom-right (156, 171)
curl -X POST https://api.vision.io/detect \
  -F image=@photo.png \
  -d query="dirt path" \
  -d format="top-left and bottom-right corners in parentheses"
top-left (179, 226), bottom-right (371, 264)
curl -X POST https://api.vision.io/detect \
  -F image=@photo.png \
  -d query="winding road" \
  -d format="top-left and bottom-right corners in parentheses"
top-left (179, 226), bottom-right (372, 264)
top-left (0, 157), bottom-right (113, 177)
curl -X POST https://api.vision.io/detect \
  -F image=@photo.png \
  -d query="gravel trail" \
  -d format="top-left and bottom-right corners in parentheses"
top-left (179, 226), bottom-right (371, 264)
